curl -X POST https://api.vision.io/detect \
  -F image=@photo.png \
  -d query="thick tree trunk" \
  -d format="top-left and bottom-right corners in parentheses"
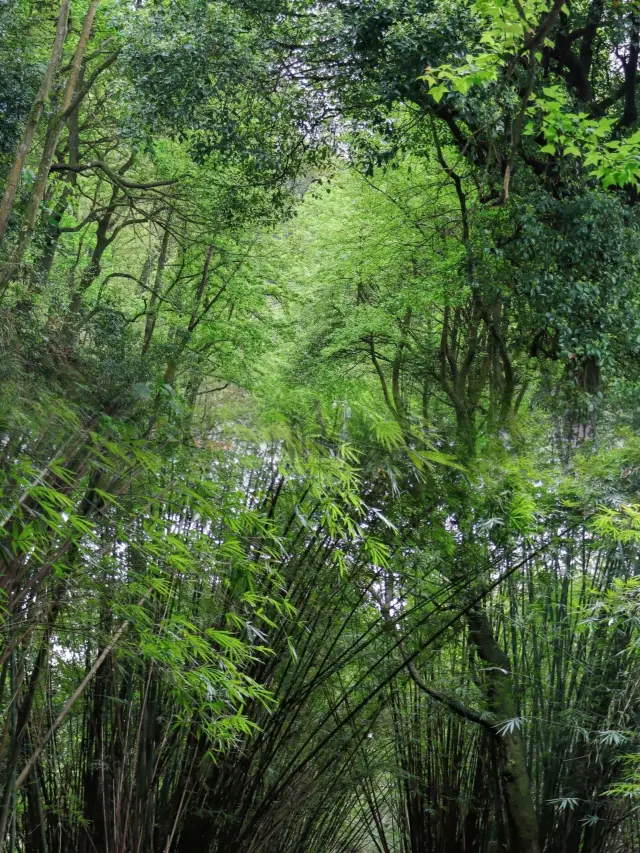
top-left (467, 608), bottom-right (540, 853)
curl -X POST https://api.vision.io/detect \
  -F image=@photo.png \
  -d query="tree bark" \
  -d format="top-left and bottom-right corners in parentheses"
top-left (0, 0), bottom-right (101, 288)
top-left (142, 216), bottom-right (172, 355)
top-left (0, 0), bottom-right (70, 246)
top-left (67, 201), bottom-right (116, 314)
top-left (163, 245), bottom-right (214, 386)
top-left (467, 607), bottom-right (540, 853)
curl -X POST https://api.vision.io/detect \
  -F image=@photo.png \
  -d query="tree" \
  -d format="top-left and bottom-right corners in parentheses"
top-left (3, 0), bottom-right (640, 851)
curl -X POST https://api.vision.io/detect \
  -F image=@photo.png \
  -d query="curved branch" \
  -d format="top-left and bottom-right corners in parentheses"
top-left (49, 161), bottom-right (182, 190)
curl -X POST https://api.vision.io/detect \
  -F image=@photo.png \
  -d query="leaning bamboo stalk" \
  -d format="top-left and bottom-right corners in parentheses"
top-left (15, 594), bottom-right (146, 790)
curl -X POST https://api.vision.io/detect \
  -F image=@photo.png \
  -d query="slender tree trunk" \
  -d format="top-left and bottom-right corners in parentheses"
top-left (391, 306), bottom-right (411, 429)
top-left (67, 205), bottom-right (115, 315)
top-left (36, 184), bottom-right (73, 282)
top-left (142, 216), bottom-right (172, 355)
top-left (0, 0), bottom-right (70, 247)
top-left (24, 732), bottom-right (49, 853)
top-left (163, 245), bottom-right (214, 386)
top-left (35, 89), bottom-right (81, 285)
top-left (0, 0), bottom-right (100, 288)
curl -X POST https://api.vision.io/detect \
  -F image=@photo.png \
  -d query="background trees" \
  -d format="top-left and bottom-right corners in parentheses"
top-left (3, 0), bottom-right (640, 852)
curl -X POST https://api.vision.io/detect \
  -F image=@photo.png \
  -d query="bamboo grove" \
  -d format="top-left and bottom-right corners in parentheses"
top-left (4, 1), bottom-right (640, 852)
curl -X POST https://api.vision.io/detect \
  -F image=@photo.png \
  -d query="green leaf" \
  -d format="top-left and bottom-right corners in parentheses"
top-left (429, 83), bottom-right (447, 103)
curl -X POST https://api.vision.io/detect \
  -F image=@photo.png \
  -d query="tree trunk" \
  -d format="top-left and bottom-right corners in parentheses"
top-left (467, 607), bottom-right (540, 853)
top-left (163, 245), bottom-right (214, 386)
top-left (0, 0), bottom-right (70, 247)
top-left (142, 216), bottom-right (172, 355)
top-left (35, 90), bottom-right (81, 285)
top-left (0, 0), bottom-right (100, 288)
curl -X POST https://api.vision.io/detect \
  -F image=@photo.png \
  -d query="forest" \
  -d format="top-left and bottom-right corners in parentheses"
top-left (3, 0), bottom-right (640, 851)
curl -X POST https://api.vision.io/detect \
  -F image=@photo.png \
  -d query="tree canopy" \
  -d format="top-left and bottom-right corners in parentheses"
top-left (2, 1), bottom-right (640, 852)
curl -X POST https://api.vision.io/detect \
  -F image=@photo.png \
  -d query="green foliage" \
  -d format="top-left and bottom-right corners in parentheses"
top-left (3, 0), bottom-right (640, 851)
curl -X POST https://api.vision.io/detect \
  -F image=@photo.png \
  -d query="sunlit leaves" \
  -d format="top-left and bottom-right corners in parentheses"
top-left (525, 89), bottom-right (640, 189)
top-left (494, 716), bottom-right (523, 736)
top-left (420, 0), bottom-right (640, 190)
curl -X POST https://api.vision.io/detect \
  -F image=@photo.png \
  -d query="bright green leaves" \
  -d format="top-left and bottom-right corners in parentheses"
top-left (591, 503), bottom-right (640, 545)
top-left (428, 82), bottom-right (448, 103)
top-left (418, 0), bottom-right (640, 191)
top-left (525, 88), bottom-right (640, 189)
top-left (134, 604), bottom-right (274, 740)
top-left (420, 0), bottom-right (555, 98)
top-left (421, 52), bottom-right (501, 101)
top-left (472, 0), bottom-right (555, 57)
